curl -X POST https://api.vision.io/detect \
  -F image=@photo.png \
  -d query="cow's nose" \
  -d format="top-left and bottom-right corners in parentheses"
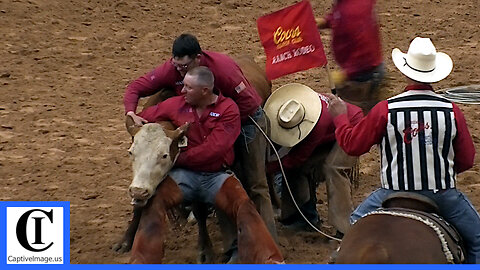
top-left (129, 186), bottom-right (150, 200)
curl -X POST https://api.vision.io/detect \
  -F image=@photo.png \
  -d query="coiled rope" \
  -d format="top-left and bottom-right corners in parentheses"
top-left (437, 85), bottom-right (480, 104)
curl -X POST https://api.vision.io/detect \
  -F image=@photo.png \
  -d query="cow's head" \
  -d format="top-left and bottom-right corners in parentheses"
top-left (126, 121), bottom-right (188, 207)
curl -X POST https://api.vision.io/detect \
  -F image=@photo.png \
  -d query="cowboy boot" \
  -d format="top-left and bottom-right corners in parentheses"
top-left (130, 177), bottom-right (183, 264)
top-left (215, 176), bottom-right (284, 264)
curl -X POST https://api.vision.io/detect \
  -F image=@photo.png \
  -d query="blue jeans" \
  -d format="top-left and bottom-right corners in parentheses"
top-left (168, 168), bottom-right (234, 205)
top-left (239, 106), bottom-right (263, 145)
top-left (351, 188), bottom-right (480, 263)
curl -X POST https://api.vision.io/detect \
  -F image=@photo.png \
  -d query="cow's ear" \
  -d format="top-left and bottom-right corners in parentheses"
top-left (125, 115), bottom-right (141, 136)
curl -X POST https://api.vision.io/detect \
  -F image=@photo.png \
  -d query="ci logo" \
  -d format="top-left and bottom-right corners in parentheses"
top-left (16, 209), bottom-right (54, 252)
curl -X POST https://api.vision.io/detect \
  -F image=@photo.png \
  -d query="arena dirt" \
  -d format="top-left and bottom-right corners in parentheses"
top-left (1, 0), bottom-right (479, 264)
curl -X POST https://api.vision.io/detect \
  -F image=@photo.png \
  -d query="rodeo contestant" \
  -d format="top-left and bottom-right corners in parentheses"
top-left (317, 0), bottom-right (385, 113)
top-left (130, 66), bottom-right (283, 264)
top-left (123, 33), bottom-right (277, 260)
top-left (327, 37), bottom-right (480, 263)
top-left (264, 83), bottom-right (363, 237)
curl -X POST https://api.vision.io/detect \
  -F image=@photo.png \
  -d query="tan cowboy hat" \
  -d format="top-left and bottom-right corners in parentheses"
top-left (264, 83), bottom-right (321, 147)
top-left (392, 37), bottom-right (453, 83)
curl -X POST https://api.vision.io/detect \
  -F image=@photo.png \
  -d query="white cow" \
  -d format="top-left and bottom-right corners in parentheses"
top-left (127, 122), bottom-right (187, 206)
top-left (113, 120), bottom-right (215, 263)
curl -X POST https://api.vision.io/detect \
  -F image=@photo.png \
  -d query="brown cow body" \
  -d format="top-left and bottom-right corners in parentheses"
top-left (120, 122), bottom-right (282, 264)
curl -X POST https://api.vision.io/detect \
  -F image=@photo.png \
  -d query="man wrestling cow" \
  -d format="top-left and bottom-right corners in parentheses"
top-left (125, 66), bottom-right (283, 264)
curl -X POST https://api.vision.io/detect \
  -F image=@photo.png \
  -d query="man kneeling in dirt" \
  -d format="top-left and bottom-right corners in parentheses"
top-left (264, 83), bottom-right (363, 237)
top-left (129, 66), bottom-right (283, 264)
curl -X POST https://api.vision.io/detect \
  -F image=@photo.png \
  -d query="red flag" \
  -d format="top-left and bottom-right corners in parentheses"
top-left (257, 0), bottom-right (327, 80)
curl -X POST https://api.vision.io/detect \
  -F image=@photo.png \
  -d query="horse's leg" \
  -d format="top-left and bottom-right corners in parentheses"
top-left (130, 177), bottom-right (183, 264)
top-left (214, 176), bottom-right (284, 264)
top-left (191, 202), bottom-right (214, 263)
top-left (112, 206), bottom-right (142, 253)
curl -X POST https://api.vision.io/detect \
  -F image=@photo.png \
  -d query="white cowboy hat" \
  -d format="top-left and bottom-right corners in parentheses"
top-left (392, 37), bottom-right (453, 83)
top-left (264, 83), bottom-right (321, 147)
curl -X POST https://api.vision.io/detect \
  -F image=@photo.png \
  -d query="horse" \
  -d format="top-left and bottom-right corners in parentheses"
top-left (334, 192), bottom-right (465, 264)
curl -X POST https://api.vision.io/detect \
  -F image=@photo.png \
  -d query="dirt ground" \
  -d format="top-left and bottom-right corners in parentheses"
top-left (1, 0), bottom-right (479, 264)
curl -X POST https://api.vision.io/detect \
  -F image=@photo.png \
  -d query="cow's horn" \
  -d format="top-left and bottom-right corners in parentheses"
top-left (125, 115), bottom-right (141, 136)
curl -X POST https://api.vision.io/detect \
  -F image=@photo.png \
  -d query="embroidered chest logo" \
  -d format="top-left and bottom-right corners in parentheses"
top-left (403, 121), bottom-right (431, 144)
top-left (209, 112), bottom-right (220, 117)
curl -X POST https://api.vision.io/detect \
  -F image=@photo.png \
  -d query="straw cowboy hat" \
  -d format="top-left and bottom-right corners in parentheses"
top-left (392, 37), bottom-right (453, 83)
top-left (264, 83), bottom-right (321, 147)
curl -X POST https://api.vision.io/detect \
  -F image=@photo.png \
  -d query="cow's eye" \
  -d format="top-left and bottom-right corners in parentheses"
top-left (162, 154), bottom-right (168, 159)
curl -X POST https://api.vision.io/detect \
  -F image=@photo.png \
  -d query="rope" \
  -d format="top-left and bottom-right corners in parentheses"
top-left (248, 115), bottom-right (342, 242)
top-left (437, 85), bottom-right (480, 104)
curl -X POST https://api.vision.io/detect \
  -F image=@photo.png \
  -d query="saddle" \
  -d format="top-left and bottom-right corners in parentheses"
top-left (380, 192), bottom-right (465, 264)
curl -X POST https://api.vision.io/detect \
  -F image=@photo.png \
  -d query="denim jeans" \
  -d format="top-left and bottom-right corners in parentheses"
top-left (351, 188), bottom-right (480, 263)
top-left (239, 106), bottom-right (263, 145)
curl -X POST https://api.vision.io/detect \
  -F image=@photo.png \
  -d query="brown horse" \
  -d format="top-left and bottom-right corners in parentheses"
top-left (334, 192), bottom-right (465, 264)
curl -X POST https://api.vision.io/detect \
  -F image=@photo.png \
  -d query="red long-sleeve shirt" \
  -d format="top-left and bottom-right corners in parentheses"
top-left (124, 50), bottom-right (261, 123)
top-left (268, 94), bottom-right (363, 172)
top-left (325, 0), bottom-right (383, 78)
top-left (138, 95), bottom-right (241, 172)
top-left (333, 85), bottom-right (475, 174)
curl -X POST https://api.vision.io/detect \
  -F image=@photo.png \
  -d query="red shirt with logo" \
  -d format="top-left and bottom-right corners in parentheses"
top-left (325, 0), bottom-right (383, 78)
top-left (332, 85), bottom-right (475, 173)
top-left (138, 95), bottom-right (241, 172)
top-left (268, 94), bottom-right (363, 172)
top-left (124, 50), bottom-right (261, 123)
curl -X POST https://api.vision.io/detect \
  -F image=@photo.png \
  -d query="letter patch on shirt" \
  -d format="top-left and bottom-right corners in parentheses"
top-left (235, 81), bottom-right (246, 93)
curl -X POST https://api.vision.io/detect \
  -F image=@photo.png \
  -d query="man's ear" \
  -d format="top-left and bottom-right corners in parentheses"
top-left (193, 54), bottom-right (201, 65)
top-left (201, 87), bottom-right (210, 96)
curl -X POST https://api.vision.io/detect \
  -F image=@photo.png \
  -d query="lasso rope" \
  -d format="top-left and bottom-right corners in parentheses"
top-left (437, 85), bottom-right (480, 105)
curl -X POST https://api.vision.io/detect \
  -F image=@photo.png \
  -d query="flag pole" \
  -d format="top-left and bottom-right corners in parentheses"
top-left (317, 28), bottom-right (336, 94)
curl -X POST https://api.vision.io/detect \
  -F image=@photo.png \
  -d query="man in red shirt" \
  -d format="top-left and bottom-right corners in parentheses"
top-left (264, 83), bottom-right (363, 236)
top-left (123, 34), bottom-right (277, 249)
top-left (130, 66), bottom-right (283, 263)
top-left (327, 37), bottom-right (480, 263)
top-left (317, 0), bottom-right (385, 113)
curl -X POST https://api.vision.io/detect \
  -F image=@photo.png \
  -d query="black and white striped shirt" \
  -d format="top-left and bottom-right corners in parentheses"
top-left (380, 90), bottom-right (456, 191)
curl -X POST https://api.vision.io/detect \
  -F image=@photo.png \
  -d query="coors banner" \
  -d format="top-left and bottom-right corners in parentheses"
top-left (257, 0), bottom-right (327, 80)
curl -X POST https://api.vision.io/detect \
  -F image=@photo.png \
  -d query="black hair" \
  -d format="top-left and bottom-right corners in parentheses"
top-left (172, 34), bottom-right (202, 58)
